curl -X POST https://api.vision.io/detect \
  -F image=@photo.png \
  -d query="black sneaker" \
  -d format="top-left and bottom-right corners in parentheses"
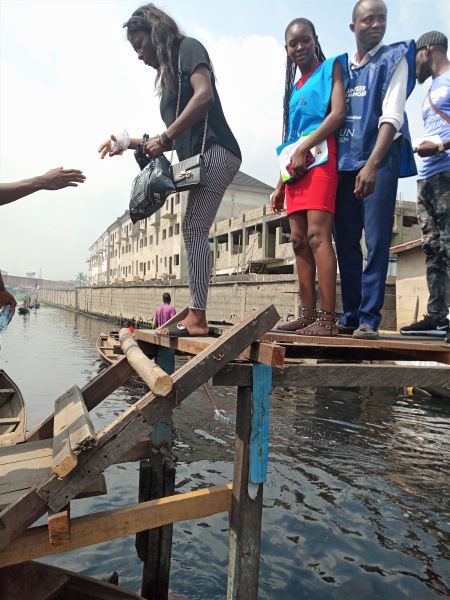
top-left (400, 315), bottom-right (449, 337)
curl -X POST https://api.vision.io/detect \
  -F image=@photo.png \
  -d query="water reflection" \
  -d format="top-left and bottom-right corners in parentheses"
top-left (0, 307), bottom-right (449, 599)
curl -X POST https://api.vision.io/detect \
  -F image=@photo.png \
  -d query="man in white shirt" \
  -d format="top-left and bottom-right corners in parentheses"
top-left (334, 0), bottom-right (417, 339)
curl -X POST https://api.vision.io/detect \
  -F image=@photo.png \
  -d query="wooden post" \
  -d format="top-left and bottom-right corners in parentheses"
top-left (227, 386), bottom-right (263, 600)
top-left (137, 346), bottom-right (176, 600)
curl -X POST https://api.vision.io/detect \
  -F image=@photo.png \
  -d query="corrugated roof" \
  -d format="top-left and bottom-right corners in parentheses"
top-left (231, 171), bottom-right (274, 191)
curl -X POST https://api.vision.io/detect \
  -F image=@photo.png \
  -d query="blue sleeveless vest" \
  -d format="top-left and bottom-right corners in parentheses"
top-left (337, 41), bottom-right (417, 177)
top-left (286, 54), bottom-right (349, 143)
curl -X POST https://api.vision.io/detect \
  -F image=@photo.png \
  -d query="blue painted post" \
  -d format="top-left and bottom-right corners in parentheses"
top-left (227, 365), bottom-right (272, 600)
top-left (249, 363), bottom-right (272, 489)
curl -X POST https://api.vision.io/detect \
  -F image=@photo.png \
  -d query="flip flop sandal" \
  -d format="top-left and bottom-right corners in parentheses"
top-left (165, 322), bottom-right (209, 338)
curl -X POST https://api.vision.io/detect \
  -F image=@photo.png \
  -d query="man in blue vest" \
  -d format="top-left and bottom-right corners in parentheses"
top-left (400, 31), bottom-right (450, 340)
top-left (334, 0), bottom-right (417, 339)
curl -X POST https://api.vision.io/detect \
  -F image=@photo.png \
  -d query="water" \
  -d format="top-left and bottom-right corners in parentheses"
top-left (1, 307), bottom-right (449, 599)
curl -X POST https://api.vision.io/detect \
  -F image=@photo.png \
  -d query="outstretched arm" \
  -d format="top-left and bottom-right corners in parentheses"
top-left (0, 167), bottom-right (86, 206)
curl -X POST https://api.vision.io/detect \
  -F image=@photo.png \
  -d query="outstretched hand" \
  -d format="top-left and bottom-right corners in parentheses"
top-left (39, 167), bottom-right (86, 190)
top-left (98, 135), bottom-right (123, 159)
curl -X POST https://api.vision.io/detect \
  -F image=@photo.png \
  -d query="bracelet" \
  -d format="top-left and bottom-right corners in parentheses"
top-left (160, 131), bottom-right (172, 149)
top-left (437, 142), bottom-right (445, 155)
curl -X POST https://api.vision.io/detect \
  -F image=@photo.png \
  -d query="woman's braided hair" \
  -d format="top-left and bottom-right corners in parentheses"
top-left (282, 18), bottom-right (326, 142)
top-left (123, 3), bottom-right (185, 93)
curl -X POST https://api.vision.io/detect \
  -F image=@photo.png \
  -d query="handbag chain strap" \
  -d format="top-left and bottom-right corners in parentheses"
top-left (170, 46), bottom-right (209, 165)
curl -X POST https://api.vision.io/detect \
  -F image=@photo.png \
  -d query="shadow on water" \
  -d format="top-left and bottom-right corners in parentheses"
top-left (0, 307), bottom-right (449, 599)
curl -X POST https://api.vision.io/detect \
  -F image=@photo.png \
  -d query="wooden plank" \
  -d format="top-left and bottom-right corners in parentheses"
top-left (0, 438), bottom-right (152, 469)
top-left (26, 356), bottom-right (135, 442)
top-left (263, 332), bottom-right (450, 364)
top-left (137, 304), bottom-right (280, 420)
top-left (52, 386), bottom-right (97, 479)
top-left (52, 389), bottom-right (78, 480)
top-left (281, 342), bottom-right (450, 364)
top-left (119, 328), bottom-right (173, 396)
top-left (48, 505), bottom-right (70, 546)
top-left (0, 305), bottom-right (278, 543)
top-left (0, 418), bottom-right (21, 425)
top-left (0, 560), bottom-right (69, 600)
top-left (0, 484), bottom-right (232, 567)
top-left (211, 325), bottom-right (450, 364)
top-left (0, 561), bottom-right (145, 600)
top-left (227, 387), bottom-right (263, 600)
top-left (211, 362), bottom-right (450, 389)
top-left (135, 329), bottom-right (286, 367)
top-left (0, 474), bottom-right (107, 509)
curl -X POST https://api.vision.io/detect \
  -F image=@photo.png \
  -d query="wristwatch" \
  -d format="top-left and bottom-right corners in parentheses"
top-left (437, 142), bottom-right (445, 155)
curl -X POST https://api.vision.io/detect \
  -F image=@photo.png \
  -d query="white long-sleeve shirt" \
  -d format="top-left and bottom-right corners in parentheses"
top-left (350, 40), bottom-right (408, 139)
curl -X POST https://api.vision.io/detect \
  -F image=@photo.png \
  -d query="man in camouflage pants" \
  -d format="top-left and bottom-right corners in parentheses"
top-left (400, 31), bottom-right (450, 339)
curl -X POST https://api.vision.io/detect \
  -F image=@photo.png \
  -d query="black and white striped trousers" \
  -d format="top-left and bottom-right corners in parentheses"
top-left (182, 144), bottom-right (241, 310)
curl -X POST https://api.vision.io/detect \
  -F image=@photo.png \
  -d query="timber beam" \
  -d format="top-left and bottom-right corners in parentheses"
top-left (0, 304), bottom-right (279, 549)
top-left (212, 362), bottom-right (450, 389)
top-left (0, 484), bottom-right (232, 567)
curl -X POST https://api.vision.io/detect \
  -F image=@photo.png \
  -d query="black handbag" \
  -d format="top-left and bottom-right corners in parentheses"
top-left (169, 52), bottom-right (209, 192)
top-left (129, 150), bottom-right (176, 224)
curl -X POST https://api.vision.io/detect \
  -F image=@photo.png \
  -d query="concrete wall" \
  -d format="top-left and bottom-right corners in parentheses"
top-left (40, 276), bottom-right (397, 330)
top-left (395, 246), bottom-right (428, 330)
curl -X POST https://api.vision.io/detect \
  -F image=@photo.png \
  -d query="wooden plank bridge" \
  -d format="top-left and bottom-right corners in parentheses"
top-left (0, 303), bottom-right (448, 599)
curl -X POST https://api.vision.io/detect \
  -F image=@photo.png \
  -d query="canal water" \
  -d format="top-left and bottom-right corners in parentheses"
top-left (1, 306), bottom-right (449, 599)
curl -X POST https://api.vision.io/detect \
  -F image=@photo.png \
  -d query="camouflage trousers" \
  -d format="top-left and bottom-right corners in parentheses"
top-left (417, 169), bottom-right (450, 320)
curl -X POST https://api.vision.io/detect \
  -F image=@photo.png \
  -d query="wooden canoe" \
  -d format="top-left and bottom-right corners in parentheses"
top-left (0, 370), bottom-right (26, 447)
top-left (96, 331), bottom-right (122, 365)
top-left (0, 560), bottom-right (145, 599)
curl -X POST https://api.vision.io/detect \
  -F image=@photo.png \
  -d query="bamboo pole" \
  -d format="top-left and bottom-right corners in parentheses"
top-left (119, 329), bottom-right (173, 396)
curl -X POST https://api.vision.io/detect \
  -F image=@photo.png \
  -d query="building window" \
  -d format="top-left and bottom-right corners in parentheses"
top-left (139, 262), bottom-right (143, 272)
top-left (144, 237), bottom-right (147, 246)
top-left (169, 226), bottom-right (173, 237)
top-left (162, 229), bottom-right (167, 240)
top-left (175, 193), bottom-right (180, 205)
top-left (164, 257), bottom-right (167, 267)
top-left (175, 223), bottom-right (180, 235)
top-left (140, 239), bottom-right (143, 248)
top-left (147, 261), bottom-right (150, 269)
top-left (149, 235), bottom-right (153, 245)
top-left (174, 254), bottom-right (179, 266)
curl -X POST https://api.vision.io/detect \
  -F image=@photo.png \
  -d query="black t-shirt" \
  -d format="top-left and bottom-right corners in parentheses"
top-left (160, 37), bottom-right (241, 162)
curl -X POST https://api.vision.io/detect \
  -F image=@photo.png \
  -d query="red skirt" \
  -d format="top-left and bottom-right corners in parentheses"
top-left (285, 135), bottom-right (338, 216)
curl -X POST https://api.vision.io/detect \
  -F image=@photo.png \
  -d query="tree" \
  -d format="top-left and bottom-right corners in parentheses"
top-left (74, 272), bottom-right (87, 288)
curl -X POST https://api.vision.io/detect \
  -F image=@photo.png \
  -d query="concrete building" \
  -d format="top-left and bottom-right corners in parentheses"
top-left (87, 171), bottom-right (273, 286)
top-left (209, 199), bottom-right (422, 276)
top-left (87, 166), bottom-right (420, 286)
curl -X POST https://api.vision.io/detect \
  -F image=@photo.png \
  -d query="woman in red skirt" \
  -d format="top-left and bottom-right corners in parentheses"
top-left (273, 18), bottom-right (347, 336)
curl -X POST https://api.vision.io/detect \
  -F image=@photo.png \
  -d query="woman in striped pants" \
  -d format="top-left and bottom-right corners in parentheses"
top-left (99, 3), bottom-right (241, 337)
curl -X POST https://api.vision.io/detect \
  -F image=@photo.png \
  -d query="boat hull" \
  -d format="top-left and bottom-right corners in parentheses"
top-left (0, 370), bottom-right (26, 446)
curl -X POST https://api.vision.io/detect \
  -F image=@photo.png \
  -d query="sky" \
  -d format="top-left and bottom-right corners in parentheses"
top-left (1, 0), bottom-right (449, 280)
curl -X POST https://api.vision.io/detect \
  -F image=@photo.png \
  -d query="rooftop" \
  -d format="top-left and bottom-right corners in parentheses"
top-left (231, 171), bottom-right (274, 192)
